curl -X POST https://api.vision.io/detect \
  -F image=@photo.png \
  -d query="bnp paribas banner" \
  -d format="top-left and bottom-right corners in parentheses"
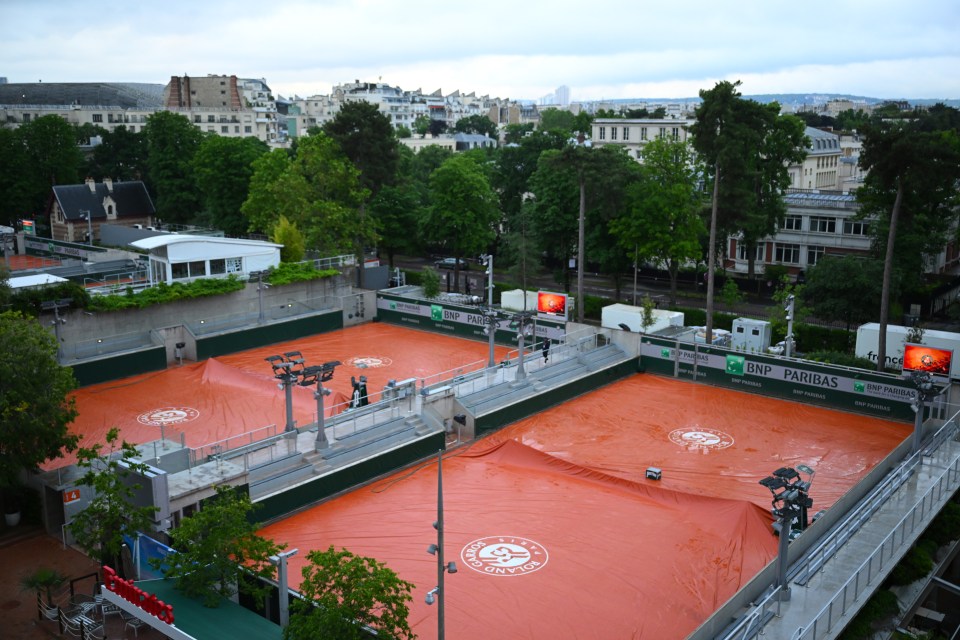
top-left (377, 293), bottom-right (566, 343)
top-left (641, 337), bottom-right (915, 421)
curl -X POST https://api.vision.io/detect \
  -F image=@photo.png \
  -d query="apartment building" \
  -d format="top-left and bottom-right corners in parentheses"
top-left (590, 118), bottom-right (695, 159)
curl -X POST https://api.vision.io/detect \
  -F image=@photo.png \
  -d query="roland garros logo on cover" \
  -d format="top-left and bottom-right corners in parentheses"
top-left (461, 536), bottom-right (548, 576)
top-left (668, 427), bottom-right (734, 451)
top-left (137, 407), bottom-right (200, 426)
top-left (344, 356), bottom-right (393, 369)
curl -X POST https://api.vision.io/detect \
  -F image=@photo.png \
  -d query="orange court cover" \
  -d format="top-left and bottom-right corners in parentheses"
top-left (259, 375), bottom-right (910, 639)
top-left (53, 324), bottom-right (508, 469)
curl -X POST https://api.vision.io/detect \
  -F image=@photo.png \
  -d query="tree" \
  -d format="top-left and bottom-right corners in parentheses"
top-left (0, 128), bottom-right (31, 222)
top-left (285, 546), bottom-right (415, 640)
top-left (68, 428), bottom-right (158, 570)
top-left (538, 108), bottom-right (576, 134)
top-left (241, 135), bottom-right (372, 254)
top-left (158, 486), bottom-right (284, 607)
top-left (800, 255), bottom-right (887, 335)
top-left (144, 111), bottom-right (205, 224)
top-left (613, 137), bottom-right (705, 306)
top-left (89, 125), bottom-right (148, 183)
top-left (0, 311), bottom-right (79, 508)
top-left (690, 80), bottom-right (807, 341)
top-left (272, 215), bottom-right (306, 262)
top-left (193, 136), bottom-right (268, 236)
top-left (395, 124), bottom-right (412, 139)
top-left (322, 101), bottom-right (399, 199)
top-left (428, 119), bottom-right (448, 137)
top-left (421, 154), bottom-right (498, 290)
top-left (857, 108), bottom-right (960, 370)
top-left (503, 123), bottom-right (535, 144)
top-left (454, 114), bottom-right (499, 139)
top-left (413, 115), bottom-right (431, 138)
top-left (18, 115), bottom-right (85, 215)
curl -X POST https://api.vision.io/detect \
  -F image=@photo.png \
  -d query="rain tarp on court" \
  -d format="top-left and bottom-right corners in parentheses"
top-left (258, 375), bottom-right (910, 639)
top-left (51, 324), bottom-right (509, 469)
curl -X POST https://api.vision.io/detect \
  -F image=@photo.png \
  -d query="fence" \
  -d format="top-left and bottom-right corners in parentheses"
top-left (63, 328), bottom-right (160, 361)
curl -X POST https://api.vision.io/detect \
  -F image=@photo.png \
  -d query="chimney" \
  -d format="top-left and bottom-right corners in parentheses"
top-left (85, 177), bottom-right (96, 193)
top-left (103, 177), bottom-right (113, 193)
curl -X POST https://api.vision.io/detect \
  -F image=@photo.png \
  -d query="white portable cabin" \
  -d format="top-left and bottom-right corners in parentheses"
top-left (601, 303), bottom-right (684, 334)
top-left (131, 235), bottom-right (281, 285)
top-left (731, 318), bottom-right (772, 353)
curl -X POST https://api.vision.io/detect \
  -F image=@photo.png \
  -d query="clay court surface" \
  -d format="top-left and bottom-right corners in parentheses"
top-left (51, 324), bottom-right (510, 469)
top-left (258, 375), bottom-right (910, 640)
top-left (5, 254), bottom-right (61, 270)
top-left (50, 325), bottom-right (911, 638)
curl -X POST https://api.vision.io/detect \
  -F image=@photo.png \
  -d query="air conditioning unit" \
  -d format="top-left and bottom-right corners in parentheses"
top-left (146, 226), bottom-right (156, 231)
top-left (133, 224), bottom-right (143, 229)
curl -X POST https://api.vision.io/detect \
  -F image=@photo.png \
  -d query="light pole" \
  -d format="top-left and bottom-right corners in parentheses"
top-left (510, 311), bottom-right (535, 382)
top-left (426, 449), bottom-right (457, 640)
top-left (79, 209), bottom-right (93, 245)
top-left (482, 308), bottom-right (500, 368)
top-left (299, 361), bottom-right (341, 451)
top-left (269, 548), bottom-right (299, 628)
top-left (910, 370), bottom-right (941, 454)
top-left (265, 351), bottom-right (305, 433)
top-left (759, 465), bottom-right (814, 601)
top-left (250, 270), bottom-right (269, 324)
top-left (783, 294), bottom-right (795, 358)
top-left (41, 298), bottom-right (72, 362)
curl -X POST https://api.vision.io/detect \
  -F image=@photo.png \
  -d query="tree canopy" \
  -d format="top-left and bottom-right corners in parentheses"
top-left (159, 485), bottom-right (284, 607)
top-left (800, 255), bottom-right (888, 334)
top-left (454, 114), bottom-right (498, 139)
top-left (285, 546), bottom-right (415, 640)
top-left (144, 111), bottom-right (205, 223)
top-left (0, 311), bottom-right (79, 497)
top-left (193, 136), bottom-right (269, 236)
top-left (322, 101), bottom-right (399, 198)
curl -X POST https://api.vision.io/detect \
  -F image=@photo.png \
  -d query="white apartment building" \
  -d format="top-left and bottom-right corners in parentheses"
top-left (789, 127), bottom-right (842, 190)
top-left (590, 118), bottom-right (695, 159)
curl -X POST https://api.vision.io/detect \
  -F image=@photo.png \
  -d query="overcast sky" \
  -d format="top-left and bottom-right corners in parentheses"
top-left (3, 0), bottom-right (958, 102)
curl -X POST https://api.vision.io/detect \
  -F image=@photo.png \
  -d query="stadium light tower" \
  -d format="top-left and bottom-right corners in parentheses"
top-left (299, 360), bottom-right (341, 451)
top-left (426, 449), bottom-right (457, 640)
top-left (265, 351), bottom-right (305, 432)
top-left (510, 311), bottom-right (535, 382)
top-left (759, 465), bottom-right (815, 601)
top-left (909, 370), bottom-right (943, 454)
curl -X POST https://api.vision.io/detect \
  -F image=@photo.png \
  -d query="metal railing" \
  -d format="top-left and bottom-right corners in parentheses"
top-left (796, 450), bottom-right (960, 640)
top-left (718, 411), bottom-right (960, 640)
top-left (64, 329), bottom-right (158, 361)
top-left (191, 423), bottom-right (280, 466)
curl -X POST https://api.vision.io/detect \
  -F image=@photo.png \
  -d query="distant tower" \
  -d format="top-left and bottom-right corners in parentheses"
top-left (556, 85), bottom-right (570, 108)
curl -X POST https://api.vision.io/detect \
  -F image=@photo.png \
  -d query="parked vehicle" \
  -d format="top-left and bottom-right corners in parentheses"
top-left (434, 257), bottom-right (468, 270)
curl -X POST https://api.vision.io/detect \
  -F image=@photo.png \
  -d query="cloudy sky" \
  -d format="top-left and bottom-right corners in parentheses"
top-left (3, 0), bottom-right (958, 102)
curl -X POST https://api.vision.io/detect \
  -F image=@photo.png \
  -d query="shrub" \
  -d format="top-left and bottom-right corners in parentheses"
top-left (266, 262), bottom-right (338, 286)
top-left (88, 277), bottom-right (246, 311)
top-left (804, 352), bottom-right (877, 370)
top-left (10, 282), bottom-right (90, 316)
top-left (838, 589), bottom-right (899, 640)
top-left (925, 502), bottom-right (960, 546)
top-left (888, 544), bottom-right (933, 586)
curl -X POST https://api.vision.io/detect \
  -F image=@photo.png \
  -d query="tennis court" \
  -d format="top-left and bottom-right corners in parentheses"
top-left (258, 375), bottom-right (910, 639)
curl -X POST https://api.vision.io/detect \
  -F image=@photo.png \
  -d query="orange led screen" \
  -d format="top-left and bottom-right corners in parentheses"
top-left (903, 343), bottom-right (953, 376)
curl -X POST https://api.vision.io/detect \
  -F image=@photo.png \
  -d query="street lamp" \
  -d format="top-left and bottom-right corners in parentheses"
top-left (265, 351), bottom-right (305, 433)
top-left (79, 209), bottom-right (93, 245)
top-left (299, 360), bottom-right (341, 451)
top-left (425, 449), bottom-right (457, 640)
top-left (909, 370), bottom-right (943, 454)
top-left (249, 270), bottom-right (269, 324)
top-left (41, 298), bottom-right (72, 362)
top-left (510, 311), bottom-right (535, 382)
top-left (759, 465), bottom-right (815, 601)
top-left (269, 548), bottom-right (299, 628)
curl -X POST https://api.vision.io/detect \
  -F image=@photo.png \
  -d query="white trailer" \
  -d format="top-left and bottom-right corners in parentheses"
top-left (601, 303), bottom-right (684, 334)
top-left (855, 322), bottom-right (960, 379)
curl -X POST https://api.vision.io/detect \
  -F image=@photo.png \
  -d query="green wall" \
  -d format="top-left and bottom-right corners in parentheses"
top-left (376, 292), bottom-right (566, 343)
top-left (640, 337), bottom-right (915, 421)
top-left (196, 311), bottom-right (343, 360)
top-left (71, 346), bottom-right (167, 386)
top-left (254, 432), bottom-right (445, 522)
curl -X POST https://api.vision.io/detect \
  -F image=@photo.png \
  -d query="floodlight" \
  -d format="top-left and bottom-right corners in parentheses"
top-left (427, 544), bottom-right (438, 556)
top-left (446, 562), bottom-right (458, 574)
top-left (773, 467), bottom-right (800, 481)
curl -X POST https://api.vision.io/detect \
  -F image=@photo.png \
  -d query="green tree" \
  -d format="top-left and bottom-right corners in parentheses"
top-left (193, 136), bottom-right (268, 235)
top-left (428, 119), bottom-right (448, 137)
top-left (272, 215), bottom-right (306, 262)
top-left (413, 115), bottom-right (431, 138)
top-left (369, 183), bottom-right (421, 268)
top-left (68, 428), bottom-right (158, 570)
top-left (857, 108), bottom-right (960, 370)
top-left (801, 255), bottom-right (887, 334)
top-left (538, 108), bottom-right (576, 134)
top-left (322, 101), bottom-right (399, 198)
top-left (285, 546), bottom-right (415, 640)
top-left (89, 125), bottom-right (148, 183)
top-left (144, 111), bottom-right (205, 224)
top-left (242, 135), bottom-right (371, 254)
top-left (613, 137), bottom-right (705, 306)
top-left (18, 115), bottom-right (85, 215)
top-left (690, 80), bottom-right (807, 341)
top-left (0, 311), bottom-right (79, 508)
top-left (421, 154), bottom-right (498, 290)
top-left (503, 123), bottom-right (535, 144)
top-left (158, 486), bottom-right (284, 607)
top-left (454, 114), bottom-right (499, 139)
top-left (0, 128), bottom-right (31, 222)
top-left (395, 124), bottom-right (412, 139)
